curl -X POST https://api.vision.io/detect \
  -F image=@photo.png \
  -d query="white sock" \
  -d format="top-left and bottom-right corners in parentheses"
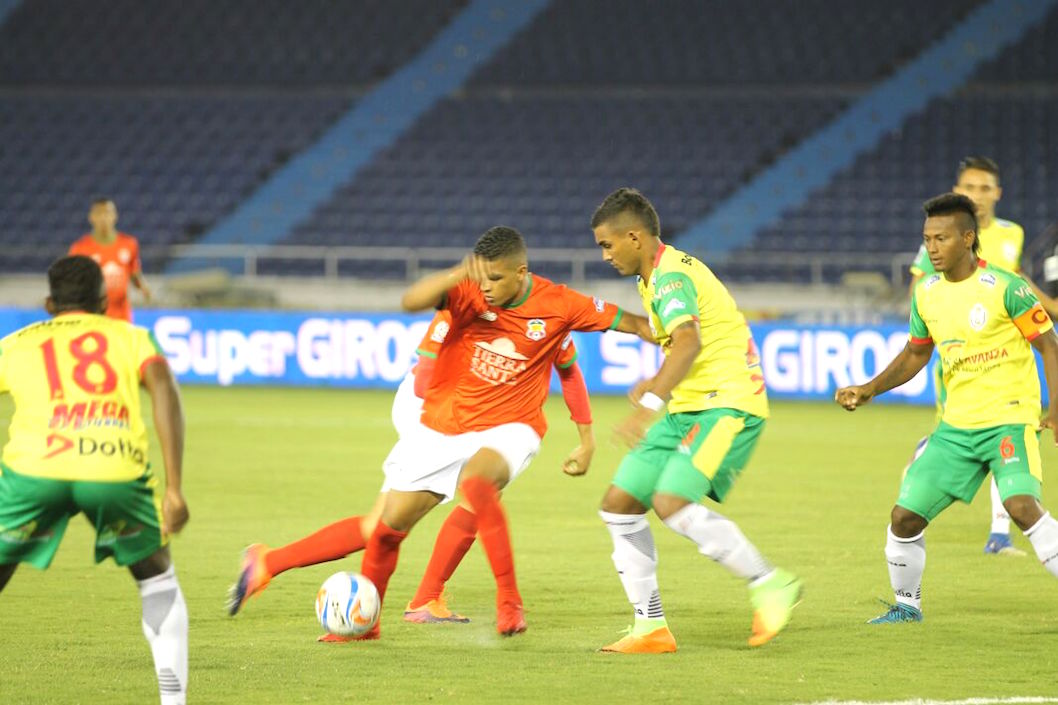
top-left (1025, 512), bottom-right (1058, 578)
top-left (599, 511), bottom-right (665, 623)
top-left (885, 525), bottom-right (925, 611)
top-left (661, 503), bottom-right (772, 582)
top-left (138, 566), bottom-right (188, 705)
top-left (990, 477), bottom-right (1011, 535)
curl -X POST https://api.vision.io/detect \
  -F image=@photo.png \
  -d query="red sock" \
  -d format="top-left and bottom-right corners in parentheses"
top-left (264, 516), bottom-right (365, 577)
top-left (410, 506), bottom-right (478, 607)
top-left (460, 476), bottom-right (521, 606)
top-left (360, 520), bottom-right (407, 605)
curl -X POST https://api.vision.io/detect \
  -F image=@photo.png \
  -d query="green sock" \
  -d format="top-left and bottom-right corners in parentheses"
top-left (632, 617), bottom-right (667, 636)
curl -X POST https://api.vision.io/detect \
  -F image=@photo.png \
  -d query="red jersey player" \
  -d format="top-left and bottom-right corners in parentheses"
top-left (69, 198), bottom-right (151, 322)
top-left (360, 226), bottom-right (652, 639)
top-left (226, 308), bottom-right (598, 634)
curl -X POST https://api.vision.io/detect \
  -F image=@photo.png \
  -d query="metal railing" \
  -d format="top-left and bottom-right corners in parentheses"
top-left (145, 244), bottom-right (918, 287)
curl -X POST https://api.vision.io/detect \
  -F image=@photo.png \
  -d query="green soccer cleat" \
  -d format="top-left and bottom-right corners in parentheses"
top-left (748, 568), bottom-right (803, 647)
top-left (867, 600), bottom-right (923, 624)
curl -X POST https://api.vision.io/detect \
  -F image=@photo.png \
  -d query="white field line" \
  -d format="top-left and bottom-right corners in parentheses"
top-left (795, 694), bottom-right (1058, 698)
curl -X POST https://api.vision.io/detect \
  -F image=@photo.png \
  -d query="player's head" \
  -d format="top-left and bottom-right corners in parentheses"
top-left (590, 188), bottom-right (660, 276)
top-left (473, 226), bottom-right (529, 306)
top-left (922, 193), bottom-right (979, 274)
top-left (46, 255), bottom-right (107, 315)
top-left (953, 156), bottom-right (1001, 223)
top-left (88, 197), bottom-right (118, 235)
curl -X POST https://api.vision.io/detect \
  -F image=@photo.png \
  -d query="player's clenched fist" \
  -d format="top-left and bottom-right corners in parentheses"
top-left (835, 385), bottom-right (873, 411)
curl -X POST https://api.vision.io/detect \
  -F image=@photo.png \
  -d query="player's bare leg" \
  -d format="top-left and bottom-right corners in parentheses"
top-left (599, 485), bottom-right (676, 654)
top-left (130, 547), bottom-right (188, 705)
top-left (0, 563), bottom-right (17, 592)
top-left (871, 505), bottom-right (927, 624)
top-left (1005, 495), bottom-right (1058, 577)
top-left (984, 477), bottom-right (1024, 555)
top-left (458, 448), bottom-right (525, 635)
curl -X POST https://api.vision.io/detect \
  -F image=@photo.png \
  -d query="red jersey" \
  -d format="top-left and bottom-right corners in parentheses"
top-left (422, 274), bottom-right (622, 438)
top-left (68, 233), bottom-right (142, 322)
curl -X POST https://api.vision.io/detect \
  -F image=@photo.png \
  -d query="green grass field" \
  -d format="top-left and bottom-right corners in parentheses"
top-left (2, 388), bottom-right (1057, 705)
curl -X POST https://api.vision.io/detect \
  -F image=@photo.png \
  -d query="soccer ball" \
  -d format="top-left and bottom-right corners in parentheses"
top-left (315, 572), bottom-right (381, 637)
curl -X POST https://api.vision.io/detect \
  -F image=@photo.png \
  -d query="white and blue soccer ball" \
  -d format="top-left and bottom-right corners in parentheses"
top-left (315, 572), bottom-right (381, 637)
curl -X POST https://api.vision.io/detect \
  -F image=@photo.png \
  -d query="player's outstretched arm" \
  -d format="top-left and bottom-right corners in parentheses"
top-left (1031, 330), bottom-right (1058, 445)
top-left (132, 272), bottom-right (152, 302)
top-left (143, 360), bottom-right (189, 534)
top-left (612, 311), bottom-right (655, 343)
top-left (401, 255), bottom-right (485, 312)
top-left (835, 340), bottom-right (933, 411)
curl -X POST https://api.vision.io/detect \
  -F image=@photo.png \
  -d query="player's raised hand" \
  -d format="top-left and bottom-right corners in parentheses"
top-left (1040, 412), bottom-right (1058, 446)
top-left (162, 487), bottom-right (190, 535)
top-left (835, 385), bottom-right (873, 411)
top-left (562, 443), bottom-right (594, 476)
top-left (461, 253), bottom-right (489, 287)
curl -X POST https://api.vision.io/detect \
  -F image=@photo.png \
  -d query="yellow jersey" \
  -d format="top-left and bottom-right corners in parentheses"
top-left (638, 244), bottom-right (768, 417)
top-left (910, 263), bottom-right (1052, 429)
top-left (0, 313), bottom-right (167, 481)
top-left (911, 217), bottom-right (1024, 276)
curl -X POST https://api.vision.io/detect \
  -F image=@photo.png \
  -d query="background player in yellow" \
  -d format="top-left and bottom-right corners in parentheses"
top-left (0, 256), bottom-right (189, 705)
top-left (909, 156), bottom-right (1058, 555)
top-left (590, 188), bottom-right (801, 654)
top-left (839, 194), bottom-right (1058, 624)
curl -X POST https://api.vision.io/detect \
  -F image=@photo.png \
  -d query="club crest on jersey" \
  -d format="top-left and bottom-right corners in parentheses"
top-left (118, 248), bottom-right (131, 264)
top-left (978, 272), bottom-right (996, 287)
top-left (471, 337), bottom-right (529, 386)
top-left (429, 320), bottom-right (450, 343)
top-left (525, 318), bottom-right (547, 341)
top-left (478, 311), bottom-right (497, 322)
top-left (969, 303), bottom-right (988, 331)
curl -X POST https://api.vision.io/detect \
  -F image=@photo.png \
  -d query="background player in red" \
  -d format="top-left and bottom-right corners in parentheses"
top-left (69, 197), bottom-right (152, 321)
top-left (358, 226), bottom-right (651, 639)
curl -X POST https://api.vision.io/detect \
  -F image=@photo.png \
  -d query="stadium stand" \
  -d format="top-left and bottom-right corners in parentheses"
top-left (743, 3), bottom-right (1058, 283)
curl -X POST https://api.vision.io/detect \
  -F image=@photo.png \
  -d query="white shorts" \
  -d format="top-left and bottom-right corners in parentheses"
top-left (390, 372), bottom-right (424, 439)
top-left (382, 422), bottom-right (541, 503)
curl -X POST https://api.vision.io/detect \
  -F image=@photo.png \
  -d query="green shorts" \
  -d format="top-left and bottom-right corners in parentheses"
top-left (0, 463), bottom-right (165, 569)
top-left (898, 422), bottom-right (1043, 522)
top-left (613, 408), bottom-right (765, 506)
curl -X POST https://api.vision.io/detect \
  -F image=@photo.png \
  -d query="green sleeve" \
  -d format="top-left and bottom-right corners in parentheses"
top-left (653, 271), bottom-right (699, 334)
top-left (1003, 277), bottom-right (1041, 319)
top-left (910, 245), bottom-right (934, 276)
top-left (908, 288), bottom-right (930, 341)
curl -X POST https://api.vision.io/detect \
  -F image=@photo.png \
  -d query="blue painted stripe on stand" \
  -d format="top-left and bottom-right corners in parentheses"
top-left (179, 0), bottom-right (550, 262)
top-left (677, 0), bottom-right (1057, 255)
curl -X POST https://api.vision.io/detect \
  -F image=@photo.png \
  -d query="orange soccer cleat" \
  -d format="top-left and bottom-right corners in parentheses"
top-left (403, 594), bottom-right (471, 624)
top-left (600, 626), bottom-right (677, 654)
top-left (496, 601), bottom-right (527, 636)
top-left (226, 543), bottom-right (272, 616)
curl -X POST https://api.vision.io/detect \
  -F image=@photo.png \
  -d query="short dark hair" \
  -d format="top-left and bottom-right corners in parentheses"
top-left (957, 156), bottom-right (1000, 184)
top-left (590, 188), bottom-right (660, 237)
top-left (48, 255), bottom-right (105, 313)
top-left (923, 192), bottom-right (979, 254)
top-left (473, 226), bottom-right (527, 261)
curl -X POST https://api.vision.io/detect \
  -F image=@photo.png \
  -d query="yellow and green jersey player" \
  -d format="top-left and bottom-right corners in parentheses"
top-left (589, 188), bottom-right (801, 655)
top-left (909, 157), bottom-right (1058, 554)
top-left (0, 256), bottom-right (190, 705)
top-left (838, 193), bottom-right (1058, 624)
